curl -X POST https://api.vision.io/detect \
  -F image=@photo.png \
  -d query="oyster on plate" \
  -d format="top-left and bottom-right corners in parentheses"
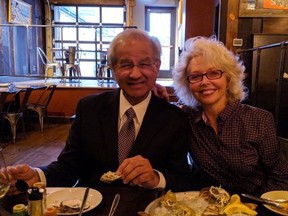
top-left (53, 198), bottom-right (90, 213)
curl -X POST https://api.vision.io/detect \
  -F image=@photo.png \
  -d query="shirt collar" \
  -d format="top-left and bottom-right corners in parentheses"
top-left (195, 100), bottom-right (241, 123)
top-left (119, 90), bottom-right (151, 124)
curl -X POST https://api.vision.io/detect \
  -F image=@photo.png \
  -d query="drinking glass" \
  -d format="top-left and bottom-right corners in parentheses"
top-left (0, 148), bottom-right (10, 198)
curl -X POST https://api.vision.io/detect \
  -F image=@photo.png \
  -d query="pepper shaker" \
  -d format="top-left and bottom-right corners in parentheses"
top-left (33, 182), bottom-right (47, 209)
top-left (27, 187), bottom-right (43, 216)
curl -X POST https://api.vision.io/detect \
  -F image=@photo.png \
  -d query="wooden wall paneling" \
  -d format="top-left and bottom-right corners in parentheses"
top-left (28, 85), bottom-right (175, 117)
top-left (225, 0), bottom-right (239, 52)
top-left (45, 1), bottom-right (53, 77)
top-left (184, 0), bottom-right (215, 40)
top-left (45, 88), bottom-right (115, 117)
top-left (125, 0), bottom-right (135, 26)
top-left (49, 0), bottom-right (124, 5)
top-left (263, 18), bottom-right (288, 34)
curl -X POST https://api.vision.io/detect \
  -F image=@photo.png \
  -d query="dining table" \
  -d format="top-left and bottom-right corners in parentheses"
top-left (0, 186), bottom-right (284, 216)
top-left (1, 187), bottom-right (163, 216)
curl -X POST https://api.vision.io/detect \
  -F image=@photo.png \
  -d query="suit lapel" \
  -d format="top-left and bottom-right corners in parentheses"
top-left (130, 95), bottom-right (165, 155)
top-left (100, 90), bottom-right (120, 168)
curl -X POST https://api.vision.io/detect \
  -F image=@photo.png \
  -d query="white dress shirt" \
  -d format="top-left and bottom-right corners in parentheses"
top-left (119, 90), bottom-right (166, 189)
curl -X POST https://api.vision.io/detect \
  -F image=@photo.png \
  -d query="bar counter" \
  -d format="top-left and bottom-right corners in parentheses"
top-left (10, 78), bottom-right (176, 118)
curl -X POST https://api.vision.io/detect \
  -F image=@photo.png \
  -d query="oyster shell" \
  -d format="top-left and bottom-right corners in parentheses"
top-left (100, 171), bottom-right (121, 183)
top-left (53, 198), bottom-right (90, 213)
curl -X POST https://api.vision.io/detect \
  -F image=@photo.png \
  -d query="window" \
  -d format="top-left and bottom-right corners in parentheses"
top-left (145, 7), bottom-right (176, 78)
top-left (52, 5), bottom-right (125, 77)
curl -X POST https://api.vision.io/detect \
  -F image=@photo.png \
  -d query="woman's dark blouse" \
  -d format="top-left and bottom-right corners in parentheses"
top-left (186, 100), bottom-right (288, 195)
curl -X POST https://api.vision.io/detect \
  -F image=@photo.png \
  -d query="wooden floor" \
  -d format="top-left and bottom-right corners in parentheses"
top-left (1, 122), bottom-right (71, 167)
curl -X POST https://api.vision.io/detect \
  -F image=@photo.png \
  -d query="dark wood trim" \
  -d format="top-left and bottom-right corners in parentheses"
top-left (49, 0), bottom-right (124, 5)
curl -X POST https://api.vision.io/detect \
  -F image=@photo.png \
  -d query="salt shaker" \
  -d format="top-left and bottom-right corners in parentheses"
top-left (27, 187), bottom-right (44, 216)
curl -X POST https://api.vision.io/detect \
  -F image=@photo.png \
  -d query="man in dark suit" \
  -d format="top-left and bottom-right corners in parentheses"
top-left (7, 29), bottom-right (192, 194)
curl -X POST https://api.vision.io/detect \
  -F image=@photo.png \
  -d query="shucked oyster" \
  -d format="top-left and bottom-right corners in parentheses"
top-left (100, 171), bottom-right (121, 183)
top-left (199, 186), bottom-right (230, 207)
top-left (209, 186), bottom-right (230, 207)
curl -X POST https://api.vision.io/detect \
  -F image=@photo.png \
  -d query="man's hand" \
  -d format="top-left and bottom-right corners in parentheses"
top-left (7, 164), bottom-right (40, 196)
top-left (116, 155), bottom-right (159, 189)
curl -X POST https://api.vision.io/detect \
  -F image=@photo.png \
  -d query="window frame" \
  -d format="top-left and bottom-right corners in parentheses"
top-left (51, 4), bottom-right (126, 77)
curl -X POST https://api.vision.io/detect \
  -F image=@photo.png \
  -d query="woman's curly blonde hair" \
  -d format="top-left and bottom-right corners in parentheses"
top-left (172, 36), bottom-right (248, 108)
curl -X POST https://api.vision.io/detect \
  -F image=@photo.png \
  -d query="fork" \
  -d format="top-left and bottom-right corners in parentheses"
top-left (241, 193), bottom-right (288, 210)
top-left (108, 193), bottom-right (120, 216)
top-left (78, 187), bottom-right (90, 216)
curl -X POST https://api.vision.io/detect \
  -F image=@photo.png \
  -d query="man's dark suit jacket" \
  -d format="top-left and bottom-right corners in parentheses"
top-left (41, 89), bottom-right (192, 192)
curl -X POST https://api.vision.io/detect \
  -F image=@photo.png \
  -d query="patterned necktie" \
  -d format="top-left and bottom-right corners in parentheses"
top-left (118, 107), bottom-right (136, 164)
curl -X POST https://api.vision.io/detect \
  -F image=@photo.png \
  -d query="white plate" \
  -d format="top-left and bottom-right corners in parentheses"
top-left (145, 191), bottom-right (208, 215)
top-left (261, 190), bottom-right (288, 216)
top-left (46, 187), bottom-right (102, 215)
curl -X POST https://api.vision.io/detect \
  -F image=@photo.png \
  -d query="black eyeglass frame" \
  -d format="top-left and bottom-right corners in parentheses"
top-left (186, 70), bottom-right (224, 84)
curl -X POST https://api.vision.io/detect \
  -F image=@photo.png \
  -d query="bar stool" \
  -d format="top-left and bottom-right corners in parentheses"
top-left (62, 46), bottom-right (81, 83)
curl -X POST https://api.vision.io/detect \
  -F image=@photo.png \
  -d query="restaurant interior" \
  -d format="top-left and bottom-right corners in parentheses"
top-left (0, 0), bottom-right (287, 136)
top-left (0, 0), bottom-right (288, 215)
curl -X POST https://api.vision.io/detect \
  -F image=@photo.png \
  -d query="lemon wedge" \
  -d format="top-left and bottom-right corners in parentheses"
top-left (223, 203), bottom-right (257, 215)
top-left (229, 194), bottom-right (241, 205)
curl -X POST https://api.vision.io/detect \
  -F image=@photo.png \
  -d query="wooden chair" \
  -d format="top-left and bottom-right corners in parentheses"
top-left (1, 88), bottom-right (34, 143)
top-left (26, 85), bottom-right (57, 132)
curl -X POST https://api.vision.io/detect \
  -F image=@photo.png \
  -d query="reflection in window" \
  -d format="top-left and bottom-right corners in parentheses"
top-left (78, 7), bottom-right (100, 23)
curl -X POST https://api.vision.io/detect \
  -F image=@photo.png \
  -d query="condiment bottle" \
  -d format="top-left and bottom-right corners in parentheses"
top-left (33, 182), bottom-right (47, 209)
top-left (27, 187), bottom-right (43, 216)
top-left (12, 204), bottom-right (27, 216)
top-left (43, 207), bottom-right (57, 216)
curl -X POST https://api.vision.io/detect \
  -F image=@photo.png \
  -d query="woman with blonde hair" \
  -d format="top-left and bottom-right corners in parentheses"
top-left (173, 36), bottom-right (288, 195)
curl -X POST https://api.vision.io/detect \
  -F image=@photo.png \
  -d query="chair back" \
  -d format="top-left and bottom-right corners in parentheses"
top-left (5, 88), bottom-right (34, 113)
top-left (37, 47), bottom-right (52, 65)
top-left (34, 85), bottom-right (57, 108)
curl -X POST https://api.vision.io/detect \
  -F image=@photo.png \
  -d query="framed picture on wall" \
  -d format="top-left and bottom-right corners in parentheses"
top-left (239, 0), bottom-right (288, 17)
top-left (8, 0), bottom-right (32, 25)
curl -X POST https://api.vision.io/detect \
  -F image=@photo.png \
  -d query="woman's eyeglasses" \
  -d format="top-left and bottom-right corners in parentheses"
top-left (187, 70), bottom-right (224, 84)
